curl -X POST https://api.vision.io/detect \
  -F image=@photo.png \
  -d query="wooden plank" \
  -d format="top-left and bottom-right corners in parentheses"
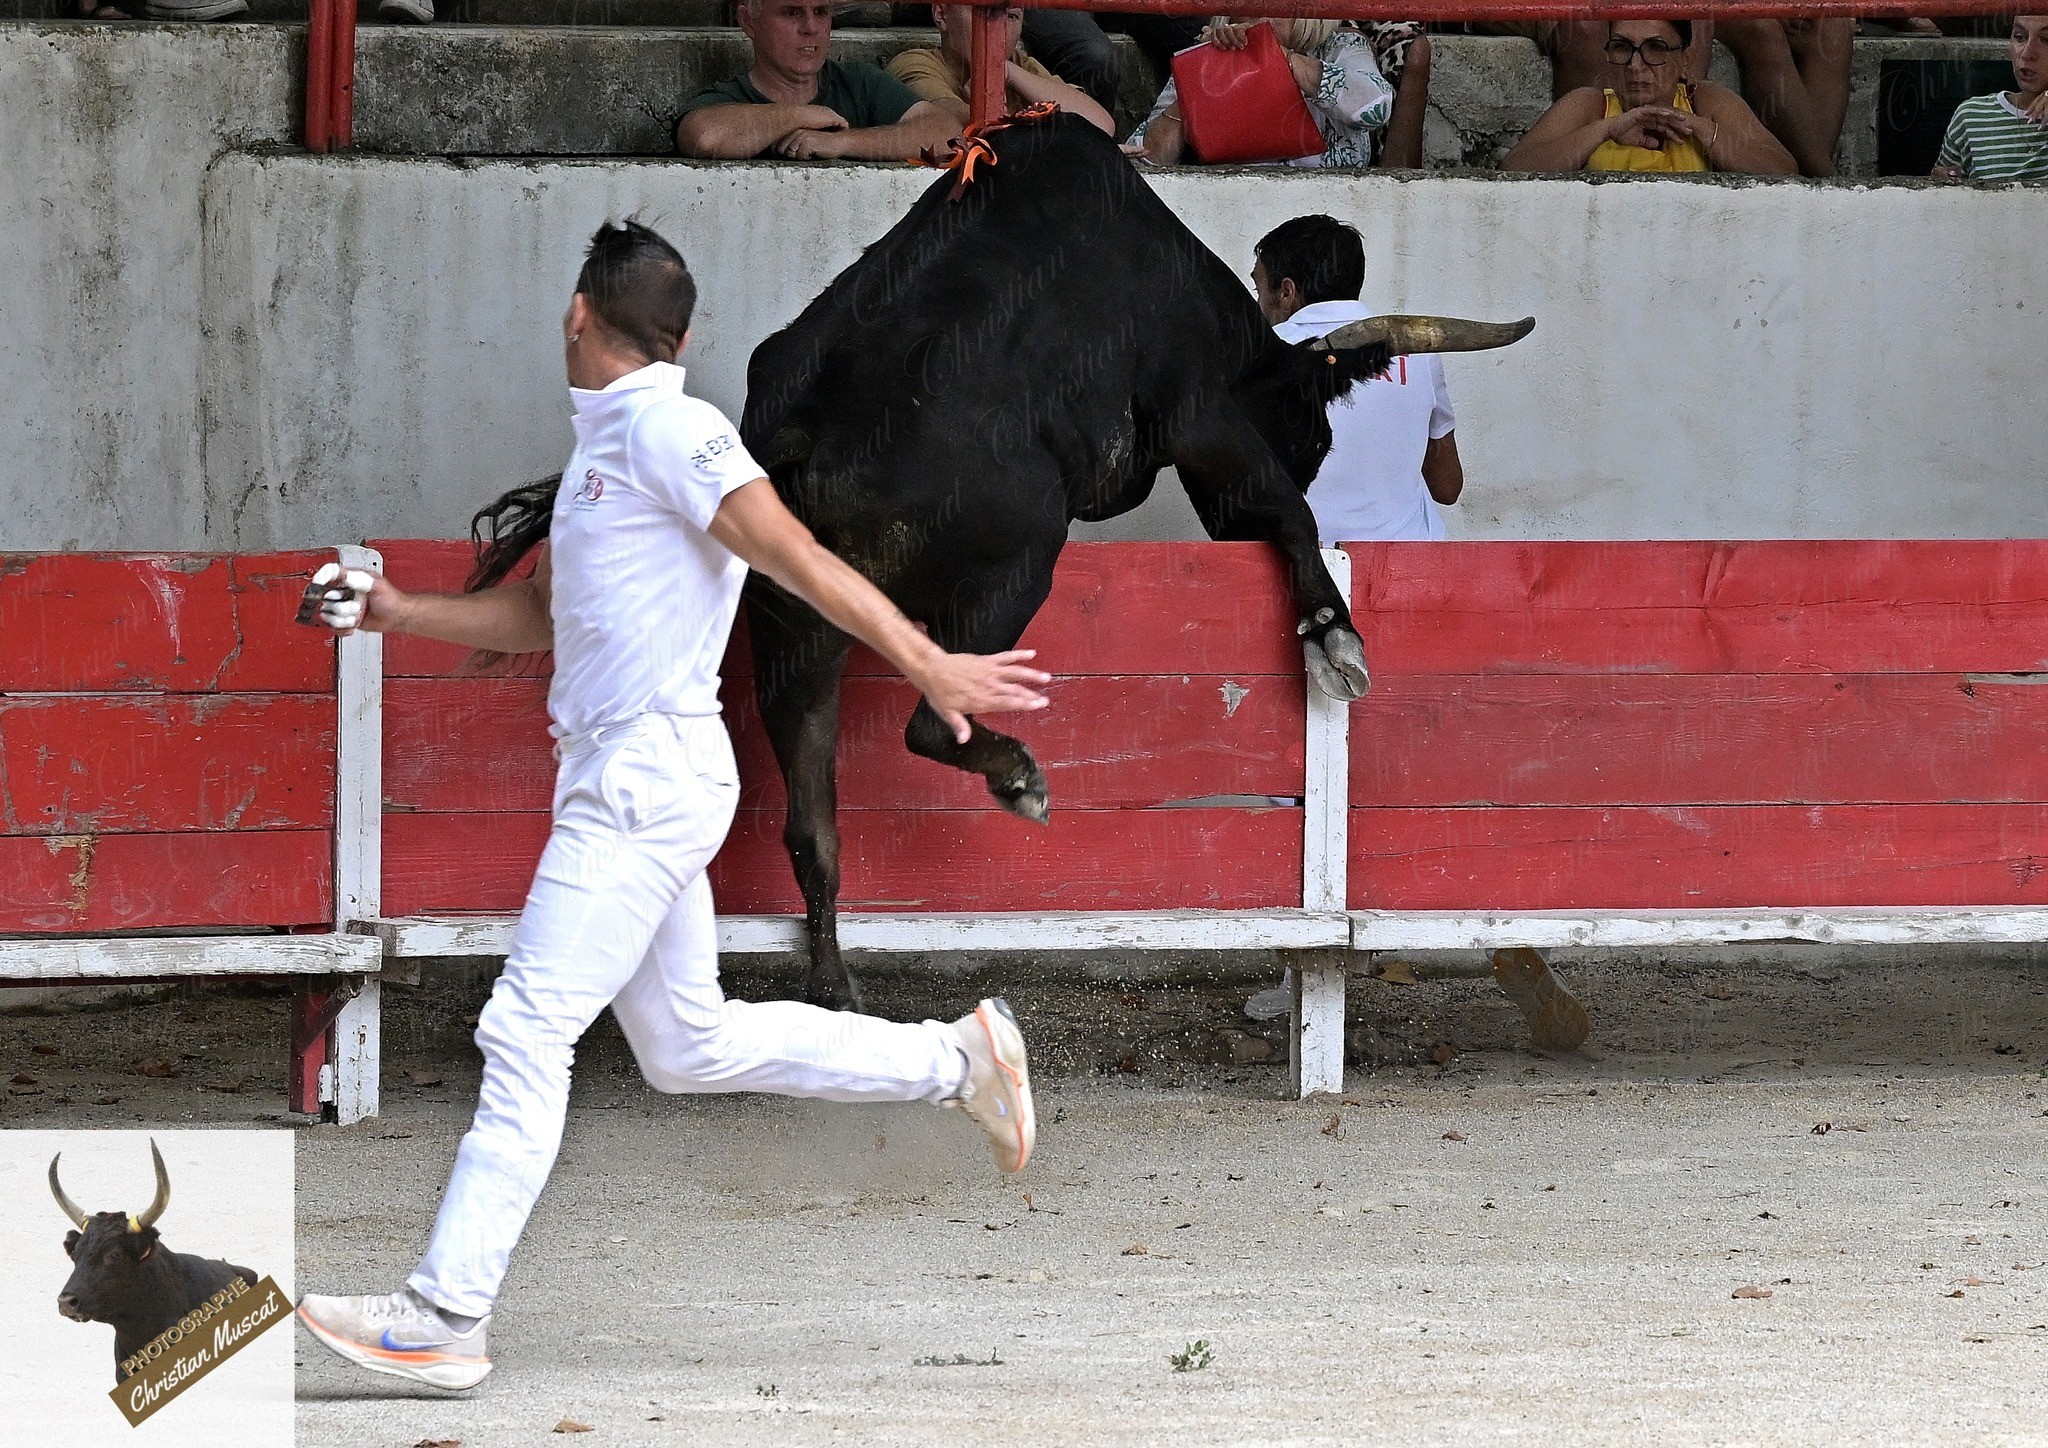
top-left (1348, 674), bottom-right (2048, 807)
top-left (372, 539), bottom-right (1310, 680)
top-left (1346, 541), bottom-right (2048, 676)
top-left (383, 806), bottom-right (1304, 915)
top-left (364, 909), bottom-right (1351, 958)
top-left (383, 673), bottom-right (1305, 815)
top-left (1347, 907), bottom-right (2048, 951)
top-left (0, 832), bottom-right (331, 931)
top-left (1302, 547), bottom-right (1350, 911)
top-left (0, 934), bottom-right (381, 980)
top-left (329, 978), bottom-right (380, 1125)
top-left (1348, 804), bottom-right (2048, 911)
top-left (0, 552), bottom-right (335, 692)
top-left (1286, 953), bottom-right (1347, 1097)
top-left (0, 695), bottom-right (336, 834)
top-left (333, 546), bottom-right (384, 928)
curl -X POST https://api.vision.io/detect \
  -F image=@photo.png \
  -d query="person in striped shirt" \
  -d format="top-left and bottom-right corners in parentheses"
top-left (1933, 14), bottom-right (2048, 181)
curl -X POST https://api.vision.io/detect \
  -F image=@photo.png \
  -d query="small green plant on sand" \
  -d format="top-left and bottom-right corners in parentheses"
top-left (912, 1347), bottom-right (1004, 1366)
top-left (1169, 1338), bottom-right (1215, 1372)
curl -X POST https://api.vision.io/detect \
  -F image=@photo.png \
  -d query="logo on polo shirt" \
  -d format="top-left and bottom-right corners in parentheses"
top-left (572, 469), bottom-right (606, 509)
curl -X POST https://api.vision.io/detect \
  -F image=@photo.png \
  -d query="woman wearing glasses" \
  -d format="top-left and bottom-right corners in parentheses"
top-left (1502, 19), bottom-right (1796, 175)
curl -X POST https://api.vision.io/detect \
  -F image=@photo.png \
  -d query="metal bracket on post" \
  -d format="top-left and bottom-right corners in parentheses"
top-left (289, 975), bottom-right (362, 1117)
top-left (967, 3), bottom-right (1010, 128)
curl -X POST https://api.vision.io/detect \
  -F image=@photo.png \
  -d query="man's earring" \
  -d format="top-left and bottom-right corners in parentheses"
top-left (567, 332), bottom-right (581, 344)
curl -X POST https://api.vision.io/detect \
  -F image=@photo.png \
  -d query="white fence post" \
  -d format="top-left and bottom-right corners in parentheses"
top-left (328, 543), bottom-right (383, 1125)
top-left (1290, 546), bottom-right (1352, 1098)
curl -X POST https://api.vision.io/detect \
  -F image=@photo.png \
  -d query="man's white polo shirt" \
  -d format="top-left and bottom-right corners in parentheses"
top-left (547, 361), bottom-right (764, 738)
top-left (1273, 300), bottom-right (1456, 545)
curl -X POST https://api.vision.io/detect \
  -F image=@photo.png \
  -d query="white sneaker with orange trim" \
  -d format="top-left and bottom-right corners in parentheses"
top-left (296, 1288), bottom-right (492, 1391)
top-left (944, 998), bottom-right (1035, 1174)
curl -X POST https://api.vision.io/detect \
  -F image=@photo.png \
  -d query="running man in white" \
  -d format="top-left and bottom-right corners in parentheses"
top-left (294, 219), bottom-right (1049, 1391)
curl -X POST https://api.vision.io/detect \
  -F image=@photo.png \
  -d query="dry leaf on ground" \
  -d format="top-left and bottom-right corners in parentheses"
top-left (414, 1440), bottom-right (461, 1448)
top-left (1377, 960), bottom-right (1419, 985)
top-left (1732, 1285), bottom-right (1773, 1299)
top-left (407, 1070), bottom-right (445, 1087)
top-left (1442, 1131), bottom-right (1466, 1143)
top-left (1122, 1243), bottom-right (1149, 1256)
top-left (1321, 1113), bottom-right (1343, 1138)
top-left (553, 1422), bottom-right (593, 1435)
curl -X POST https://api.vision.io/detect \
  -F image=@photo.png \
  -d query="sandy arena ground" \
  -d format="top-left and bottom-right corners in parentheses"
top-left (7, 950), bottom-right (2048, 1446)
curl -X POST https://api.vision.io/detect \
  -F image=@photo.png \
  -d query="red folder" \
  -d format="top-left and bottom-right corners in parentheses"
top-left (1169, 21), bottom-right (1326, 165)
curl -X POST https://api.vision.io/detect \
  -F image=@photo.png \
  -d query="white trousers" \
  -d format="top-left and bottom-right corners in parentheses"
top-left (408, 712), bottom-right (968, 1317)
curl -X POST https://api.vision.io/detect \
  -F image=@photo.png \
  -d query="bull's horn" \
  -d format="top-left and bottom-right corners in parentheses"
top-left (1315, 315), bottom-right (1535, 356)
top-left (49, 1154), bottom-right (88, 1230)
top-left (134, 1139), bottom-right (170, 1231)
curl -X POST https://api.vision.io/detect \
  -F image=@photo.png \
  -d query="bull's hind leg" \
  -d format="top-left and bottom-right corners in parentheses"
top-left (746, 577), bottom-right (862, 1012)
top-left (902, 548), bottom-right (1059, 825)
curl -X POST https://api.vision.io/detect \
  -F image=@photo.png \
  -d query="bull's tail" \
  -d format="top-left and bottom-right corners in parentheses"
top-left (467, 479), bottom-right (559, 592)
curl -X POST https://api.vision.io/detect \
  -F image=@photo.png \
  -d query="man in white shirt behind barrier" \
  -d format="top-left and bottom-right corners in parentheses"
top-left (293, 218), bottom-right (1049, 1392)
top-left (1252, 212), bottom-right (1464, 547)
top-left (1240, 216), bottom-right (1589, 1058)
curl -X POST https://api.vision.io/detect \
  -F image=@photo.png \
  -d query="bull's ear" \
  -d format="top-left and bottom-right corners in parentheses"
top-left (1302, 337), bottom-right (1394, 405)
top-left (64, 1230), bottom-right (81, 1258)
top-left (128, 1225), bottom-right (160, 1256)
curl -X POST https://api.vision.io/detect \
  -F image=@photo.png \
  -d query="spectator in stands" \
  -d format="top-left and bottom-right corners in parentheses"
top-left (1932, 14), bottom-right (2048, 181)
top-left (1507, 16), bottom-right (1852, 175)
top-left (886, 4), bottom-right (1116, 134)
top-left (1502, 19), bottom-right (1797, 175)
top-left (1124, 18), bottom-right (1432, 168)
top-left (674, 0), bottom-right (966, 160)
top-left (1240, 212), bottom-right (1459, 1022)
top-left (1020, 10), bottom-right (1207, 116)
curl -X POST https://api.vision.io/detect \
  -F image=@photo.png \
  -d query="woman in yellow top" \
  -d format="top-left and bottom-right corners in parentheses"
top-left (1502, 19), bottom-right (1796, 175)
top-left (886, 4), bottom-right (1116, 136)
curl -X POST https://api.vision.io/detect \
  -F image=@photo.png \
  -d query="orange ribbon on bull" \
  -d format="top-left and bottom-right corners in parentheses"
top-left (913, 101), bottom-right (1062, 201)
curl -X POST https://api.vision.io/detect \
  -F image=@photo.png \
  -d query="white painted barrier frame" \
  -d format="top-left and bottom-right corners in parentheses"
top-left (360, 549), bottom-right (1360, 1101)
top-left (348, 542), bottom-right (2048, 1110)
top-left (0, 545), bottom-right (386, 1127)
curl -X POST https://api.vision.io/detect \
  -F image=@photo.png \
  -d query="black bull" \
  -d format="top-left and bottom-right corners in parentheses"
top-left (466, 113), bottom-right (1531, 1010)
top-left (739, 113), bottom-right (1530, 1008)
top-left (51, 1141), bottom-right (256, 1382)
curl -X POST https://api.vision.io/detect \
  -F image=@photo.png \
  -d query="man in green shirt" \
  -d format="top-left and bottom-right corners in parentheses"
top-left (675, 0), bottom-right (967, 160)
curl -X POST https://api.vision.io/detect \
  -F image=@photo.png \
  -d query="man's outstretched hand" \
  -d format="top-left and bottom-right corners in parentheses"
top-left (915, 648), bottom-right (1052, 743)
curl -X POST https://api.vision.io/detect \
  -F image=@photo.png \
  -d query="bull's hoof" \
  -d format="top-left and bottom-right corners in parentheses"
top-left (990, 764), bottom-right (1050, 824)
top-left (805, 968), bottom-right (865, 1014)
top-left (1304, 627), bottom-right (1371, 701)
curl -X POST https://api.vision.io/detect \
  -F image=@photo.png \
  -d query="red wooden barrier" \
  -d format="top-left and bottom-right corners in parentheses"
top-left (1344, 540), bottom-right (2048, 912)
top-left (0, 553), bottom-right (341, 933)
top-left (371, 540), bottom-right (1311, 918)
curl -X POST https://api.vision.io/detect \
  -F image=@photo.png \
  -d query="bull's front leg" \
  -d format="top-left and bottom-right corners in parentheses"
top-left (1172, 416), bottom-right (1371, 701)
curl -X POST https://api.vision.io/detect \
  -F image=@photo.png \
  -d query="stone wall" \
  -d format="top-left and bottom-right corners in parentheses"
top-left (5, 23), bottom-right (2041, 552)
top-left (202, 153), bottom-right (2048, 549)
